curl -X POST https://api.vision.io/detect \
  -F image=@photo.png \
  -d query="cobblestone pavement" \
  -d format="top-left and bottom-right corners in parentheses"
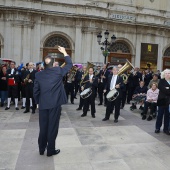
top-left (0, 97), bottom-right (170, 170)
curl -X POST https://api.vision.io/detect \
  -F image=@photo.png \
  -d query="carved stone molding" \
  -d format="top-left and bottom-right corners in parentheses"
top-left (81, 27), bottom-right (98, 33)
top-left (11, 20), bottom-right (35, 28)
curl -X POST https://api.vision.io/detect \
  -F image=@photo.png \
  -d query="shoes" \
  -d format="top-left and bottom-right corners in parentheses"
top-left (15, 107), bottom-right (19, 110)
top-left (71, 102), bottom-right (74, 104)
top-left (147, 116), bottom-right (152, 121)
top-left (81, 113), bottom-right (87, 117)
top-left (5, 107), bottom-right (10, 110)
top-left (141, 112), bottom-right (144, 116)
top-left (120, 106), bottom-right (124, 109)
top-left (21, 106), bottom-right (25, 109)
top-left (139, 106), bottom-right (144, 110)
top-left (127, 102), bottom-right (130, 104)
top-left (163, 130), bottom-right (170, 135)
top-left (114, 119), bottom-right (118, 123)
top-left (102, 118), bottom-right (109, 121)
top-left (92, 115), bottom-right (95, 118)
top-left (74, 97), bottom-right (77, 99)
top-left (98, 103), bottom-right (102, 106)
top-left (39, 151), bottom-right (44, 155)
top-left (1, 103), bottom-right (4, 107)
top-left (32, 110), bottom-right (35, 114)
top-left (47, 149), bottom-right (60, 157)
top-left (76, 108), bottom-right (82, 111)
top-left (88, 109), bottom-right (90, 111)
top-left (30, 106), bottom-right (33, 109)
top-left (153, 114), bottom-right (156, 118)
top-left (155, 129), bottom-right (160, 133)
top-left (23, 110), bottom-right (29, 113)
top-left (142, 115), bottom-right (146, 120)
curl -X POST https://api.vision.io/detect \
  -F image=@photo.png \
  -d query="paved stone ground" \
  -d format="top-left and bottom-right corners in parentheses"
top-left (0, 97), bottom-right (170, 170)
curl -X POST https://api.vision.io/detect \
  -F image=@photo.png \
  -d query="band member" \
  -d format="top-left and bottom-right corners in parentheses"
top-left (23, 62), bottom-right (37, 113)
top-left (73, 65), bottom-right (79, 99)
top-left (33, 46), bottom-right (72, 156)
top-left (64, 70), bottom-right (75, 104)
top-left (5, 61), bottom-right (20, 110)
top-left (102, 66), bottom-right (124, 123)
top-left (98, 64), bottom-right (110, 106)
top-left (155, 69), bottom-right (170, 135)
top-left (76, 66), bottom-right (87, 110)
top-left (81, 67), bottom-right (98, 118)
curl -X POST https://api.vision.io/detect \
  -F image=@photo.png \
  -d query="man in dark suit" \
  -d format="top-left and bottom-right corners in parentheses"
top-left (23, 62), bottom-right (37, 114)
top-left (33, 46), bottom-right (72, 156)
top-left (81, 67), bottom-right (98, 118)
top-left (102, 66), bottom-right (124, 123)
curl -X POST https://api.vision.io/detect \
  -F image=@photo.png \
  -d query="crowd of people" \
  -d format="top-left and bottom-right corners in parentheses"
top-left (0, 57), bottom-right (170, 135)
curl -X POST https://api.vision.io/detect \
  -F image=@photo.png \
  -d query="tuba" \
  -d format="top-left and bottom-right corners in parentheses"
top-left (106, 59), bottom-right (134, 101)
top-left (80, 61), bottom-right (96, 86)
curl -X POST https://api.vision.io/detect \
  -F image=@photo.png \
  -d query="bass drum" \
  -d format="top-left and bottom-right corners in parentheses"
top-left (80, 88), bottom-right (92, 99)
top-left (106, 89), bottom-right (119, 102)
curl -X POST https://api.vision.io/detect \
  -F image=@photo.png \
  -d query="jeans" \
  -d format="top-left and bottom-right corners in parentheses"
top-left (0, 91), bottom-right (8, 104)
top-left (156, 106), bottom-right (170, 131)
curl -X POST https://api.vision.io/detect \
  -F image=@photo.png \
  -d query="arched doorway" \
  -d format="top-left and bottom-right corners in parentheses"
top-left (163, 47), bottom-right (170, 70)
top-left (43, 35), bottom-right (72, 65)
top-left (108, 41), bottom-right (131, 65)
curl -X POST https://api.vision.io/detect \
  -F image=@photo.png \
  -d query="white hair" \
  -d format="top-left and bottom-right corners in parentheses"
top-left (161, 69), bottom-right (170, 79)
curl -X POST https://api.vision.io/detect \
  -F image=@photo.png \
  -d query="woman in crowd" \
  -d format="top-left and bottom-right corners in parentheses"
top-left (141, 83), bottom-right (159, 121)
top-left (155, 69), bottom-right (170, 135)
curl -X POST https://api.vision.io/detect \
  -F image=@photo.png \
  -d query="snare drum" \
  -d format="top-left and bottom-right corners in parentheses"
top-left (80, 88), bottom-right (92, 99)
top-left (106, 89), bottom-right (119, 102)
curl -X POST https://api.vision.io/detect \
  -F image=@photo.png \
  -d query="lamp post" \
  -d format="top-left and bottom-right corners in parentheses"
top-left (97, 30), bottom-right (116, 64)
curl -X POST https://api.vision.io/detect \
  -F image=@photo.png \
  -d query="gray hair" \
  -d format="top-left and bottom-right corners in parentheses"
top-left (161, 69), bottom-right (170, 79)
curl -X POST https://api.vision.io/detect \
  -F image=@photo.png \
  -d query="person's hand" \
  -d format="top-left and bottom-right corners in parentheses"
top-left (103, 89), bottom-right (106, 93)
top-left (58, 46), bottom-right (68, 56)
top-left (81, 86), bottom-right (84, 91)
top-left (115, 84), bottom-right (120, 88)
top-left (1, 77), bottom-right (6, 80)
top-left (28, 79), bottom-right (32, 83)
top-left (89, 78), bottom-right (93, 83)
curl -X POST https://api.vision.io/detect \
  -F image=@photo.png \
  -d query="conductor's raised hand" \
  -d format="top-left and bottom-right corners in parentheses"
top-left (58, 46), bottom-right (68, 56)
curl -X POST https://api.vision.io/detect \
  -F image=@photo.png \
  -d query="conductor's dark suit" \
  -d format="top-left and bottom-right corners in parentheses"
top-left (33, 56), bottom-right (72, 155)
top-left (104, 75), bottom-right (124, 120)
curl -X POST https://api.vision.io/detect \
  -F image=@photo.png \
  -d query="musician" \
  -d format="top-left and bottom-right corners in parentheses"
top-left (64, 70), bottom-right (75, 104)
top-left (5, 61), bottom-right (20, 110)
top-left (76, 66), bottom-right (87, 110)
top-left (81, 67), bottom-right (98, 118)
top-left (102, 66), bottom-right (124, 123)
top-left (23, 62), bottom-right (37, 113)
top-left (73, 65), bottom-right (79, 99)
top-left (127, 67), bottom-right (142, 104)
top-left (98, 64), bottom-right (110, 106)
top-left (33, 46), bottom-right (72, 156)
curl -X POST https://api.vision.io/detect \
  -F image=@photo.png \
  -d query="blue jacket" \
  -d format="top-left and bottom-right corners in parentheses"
top-left (33, 56), bottom-right (72, 110)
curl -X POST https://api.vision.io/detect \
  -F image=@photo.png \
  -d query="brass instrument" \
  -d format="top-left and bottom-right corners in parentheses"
top-left (24, 73), bottom-right (30, 84)
top-left (80, 62), bottom-right (96, 85)
top-left (118, 60), bottom-right (134, 83)
top-left (67, 65), bottom-right (77, 82)
top-left (101, 62), bottom-right (110, 83)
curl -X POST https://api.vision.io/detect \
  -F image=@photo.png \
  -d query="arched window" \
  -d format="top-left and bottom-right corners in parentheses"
top-left (164, 47), bottom-right (170, 56)
top-left (110, 42), bottom-right (130, 53)
top-left (44, 35), bottom-right (70, 48)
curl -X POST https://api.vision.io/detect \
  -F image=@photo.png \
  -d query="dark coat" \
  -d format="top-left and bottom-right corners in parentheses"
top-left (0, 71), bottom-right (8, 91)
top-left (134, 86), bottom-right (148, 94)
top-left (6, 68), bottom-right (20, 84)
top-left (157, 78), bottom-right (170, 107)
top-left (33, 56), bottom-right (73, 110)
top-left (105, 75), bottom-right (124, 98)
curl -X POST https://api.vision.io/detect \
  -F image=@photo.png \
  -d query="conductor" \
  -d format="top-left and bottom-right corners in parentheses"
top-left (33, 46), bottom-right (72, 156)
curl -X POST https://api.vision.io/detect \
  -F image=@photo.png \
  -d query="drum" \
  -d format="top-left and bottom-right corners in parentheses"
top-left (80, 88), bottom-right (92, 99)
top-left (106, 89), bottom-right (119, 102)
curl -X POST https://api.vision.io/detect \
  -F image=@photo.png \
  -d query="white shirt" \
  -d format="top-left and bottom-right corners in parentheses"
top-left (89, 74), bottom-right (93, 80)
top-left (11, 68), bottom-right (14, 74)
top-left (110, 75), bottom-right (117, 90)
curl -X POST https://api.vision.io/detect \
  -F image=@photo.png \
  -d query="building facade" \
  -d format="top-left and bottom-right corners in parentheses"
top-left (0, 0), bottom-right (170, 71)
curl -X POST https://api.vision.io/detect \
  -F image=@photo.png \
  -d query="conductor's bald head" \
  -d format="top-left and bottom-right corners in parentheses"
top-left (44, 56), bottom-right (54, 69)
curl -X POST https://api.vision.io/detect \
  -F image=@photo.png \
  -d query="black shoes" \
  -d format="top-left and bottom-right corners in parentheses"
top-left (39, 151), bottom-right (44, 155)
top-left (1, 103), bottom-right (4, 107)
top-left (92, 115), bottom-right (95, 118)
top-left (147, 116), bottom-right (152, 121)
top-left (139, 106), bottom-right (144, 110)
top-left (21, 106), bottom-right (25, 109)
top-left (163, 130), bottom-right (170, 135)
top-left (155, 129), bottom-right (160, 133)
top-left (102, 118), bottom-right (109, 121)
top-left (47, 149), bottom-right (60, 157)
top-left (114, 119), bottom-right (118, 123)
top-left (71, 102), bottom-right (74, 104)
top-left (81, 113), bottom-right (87, 117)
top-left (98, 103), bottom-right (102, 106)
top-left (23, 110), bottom-right (30, 113)
top-left (32, 110), bottom-right (35, 114)
top-left (142, 115), bottom-right (146, 120)
top-left (5, 107), bottom-right (10, 110)
top-left (15, 107), bottom-right (19, 110)
top-left (76, 108), bottom-right (82, 111)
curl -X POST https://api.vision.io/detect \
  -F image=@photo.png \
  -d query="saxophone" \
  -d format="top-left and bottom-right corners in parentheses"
top-left (24, 73), bottom-right (30, 84)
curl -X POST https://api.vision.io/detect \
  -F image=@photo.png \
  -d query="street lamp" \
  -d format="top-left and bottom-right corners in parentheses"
top-left (97, 30), bottom-right (116, 64)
